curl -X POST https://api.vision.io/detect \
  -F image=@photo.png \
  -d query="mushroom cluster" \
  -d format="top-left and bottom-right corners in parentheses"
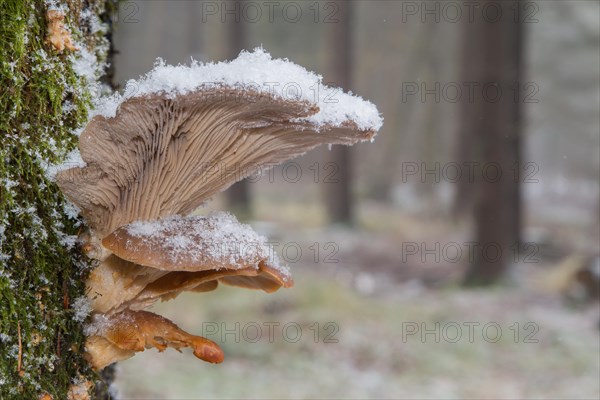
top-left (56, 49), bottom-right (382, 369)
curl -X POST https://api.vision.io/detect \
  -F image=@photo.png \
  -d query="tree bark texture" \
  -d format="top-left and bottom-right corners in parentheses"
top-left (0, 1), bottom-right (116, 398)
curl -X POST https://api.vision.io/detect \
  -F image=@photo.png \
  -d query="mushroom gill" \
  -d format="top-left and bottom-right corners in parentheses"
top-left (56, 89), bottom-right (376, 238)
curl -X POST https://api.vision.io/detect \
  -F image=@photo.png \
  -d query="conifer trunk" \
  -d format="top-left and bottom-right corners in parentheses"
top-left (325, 0), bottom-right (354, 225)
top-left (225, 0), bottom-right (252, 219)
top-left (460, 0), bottom-right (523, 286)
top-left (1, 1), bottom-right (116, 398)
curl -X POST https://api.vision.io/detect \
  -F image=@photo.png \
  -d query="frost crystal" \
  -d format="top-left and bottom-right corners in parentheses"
top-left (72, 296), bottom-right (92, 323)
top-left (71, 46), bottom-right (98, 83)
top-left (63, 201), bottom-right (81, 221)
top-left (45, 148), bottom-right (85, 181)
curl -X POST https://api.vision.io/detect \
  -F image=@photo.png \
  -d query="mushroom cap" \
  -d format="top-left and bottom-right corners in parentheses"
top-left (89, 212), bottom-right (292, 313)
top-left (57, 87), bottom-right (378, 237)
top-left (102, 212), bottom-right (281, 273)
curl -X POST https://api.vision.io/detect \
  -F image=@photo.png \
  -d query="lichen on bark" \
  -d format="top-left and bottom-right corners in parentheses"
top-left (0, 0), bottom-right (116, 398)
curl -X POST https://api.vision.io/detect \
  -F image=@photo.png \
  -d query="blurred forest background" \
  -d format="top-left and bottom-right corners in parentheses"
top-left (109, 1), bottom-right (599, 398)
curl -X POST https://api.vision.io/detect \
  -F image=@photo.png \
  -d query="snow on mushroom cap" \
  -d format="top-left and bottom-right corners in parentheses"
top-left (106, 211), bottom-right (290, 279)
top-left (94, 48), bottom-right (383, 131)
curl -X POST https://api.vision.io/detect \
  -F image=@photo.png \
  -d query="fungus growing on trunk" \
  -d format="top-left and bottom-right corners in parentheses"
top-left (55, 49), bottom-right (382, 369)
top-left (45, 9), bottom-right (78, 53)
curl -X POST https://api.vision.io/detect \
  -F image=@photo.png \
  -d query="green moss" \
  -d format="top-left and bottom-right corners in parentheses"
top-left (0, 1), bottom-right (115, 398)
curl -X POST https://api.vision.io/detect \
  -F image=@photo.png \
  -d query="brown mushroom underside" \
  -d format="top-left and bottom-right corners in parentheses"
top-left (57, 89), bottom-right (376, 238)
top-left (90, 257), bottom-right (291, 314)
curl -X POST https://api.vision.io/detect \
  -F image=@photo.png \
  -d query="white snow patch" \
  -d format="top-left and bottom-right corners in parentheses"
top-left (44, 0), bottom-right (66, 12)
top-left (71, 46), bottom-right (98, 83)
top-left (125, 211), bottom-right (291, 279)
top-left (3, 178), bottom-right (18, 191)
top-left (93, 48), bottom-right (383, 132)
top-left (84, 312), bottom-right (130, 337)
top-left (80, 8), bottom-right (105, 35)
top-left (72, 296), bottom-right (93, 323)
top-left (62, 100), bottom-right (76, 114)
top-left (45, 149), bottom-right (85, 181)
top-left (57, 231), bottom-right (79, 249)
top-left (63, 201), bottom-right (81, 221)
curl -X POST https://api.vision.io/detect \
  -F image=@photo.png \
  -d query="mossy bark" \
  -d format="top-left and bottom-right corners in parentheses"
top-left (0, 1), bottom-right (116, 398)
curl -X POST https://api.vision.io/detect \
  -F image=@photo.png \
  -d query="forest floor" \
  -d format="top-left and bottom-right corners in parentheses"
top-left (115, 200), bottom-right (600, 399)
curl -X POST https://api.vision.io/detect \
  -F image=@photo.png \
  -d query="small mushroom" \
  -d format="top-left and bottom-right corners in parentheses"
top-left (85, 310), bottom-right (223, 370)
top-left (46, 9), bottom-right (78, 53)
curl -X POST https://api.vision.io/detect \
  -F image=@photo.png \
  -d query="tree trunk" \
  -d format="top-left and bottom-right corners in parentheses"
top-left (224, 0), bottom-right (252, 220)
top-left (461, 0), bottom-right (523, 285)
top-left (325, 0), bottom-right (353, 225)
top-left (0, 1), bottom-right (116, 398)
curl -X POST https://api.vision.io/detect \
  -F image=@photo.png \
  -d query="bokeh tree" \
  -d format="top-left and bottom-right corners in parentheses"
top-left (224, 0), bottom-right (252, 219)
top-left (324, 0), bottom-right (354, 225)
top-left (457, 0), bottom-right (524, 285)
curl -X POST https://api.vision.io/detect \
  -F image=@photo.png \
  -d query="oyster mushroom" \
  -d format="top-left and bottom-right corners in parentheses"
top-left (55, 49), bottom-right (382, 369)
top-left (85, 310), bottom-right (224, 370)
